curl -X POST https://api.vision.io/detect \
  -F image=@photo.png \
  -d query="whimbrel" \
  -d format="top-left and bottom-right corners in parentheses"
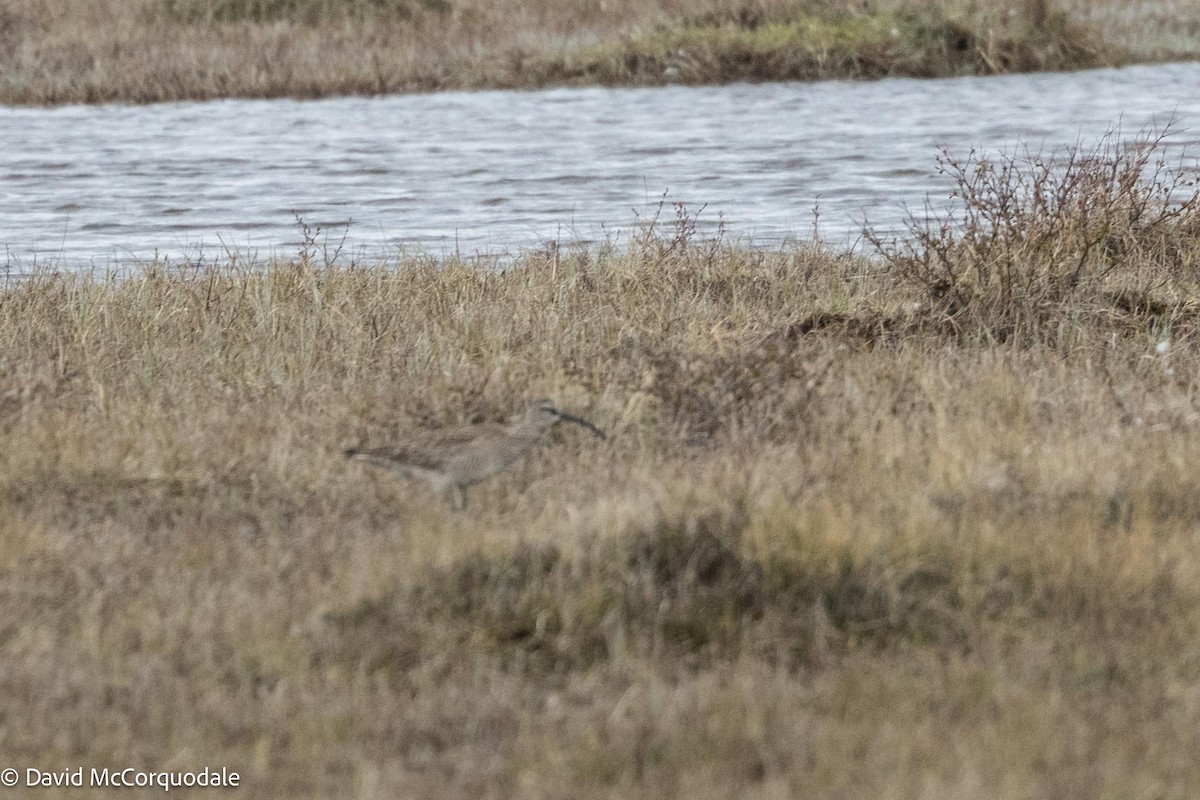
top-left (344, 399), bottom-right (605, 509)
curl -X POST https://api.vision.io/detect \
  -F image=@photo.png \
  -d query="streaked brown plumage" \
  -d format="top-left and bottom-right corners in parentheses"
top-left (344, 399), bottom-right (604, 509)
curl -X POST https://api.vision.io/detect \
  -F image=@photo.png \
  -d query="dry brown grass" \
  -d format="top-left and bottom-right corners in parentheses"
top-left (2, 132), bottom-right (1200, 796)
top-left (0, 0), bottom-right (1193, 105)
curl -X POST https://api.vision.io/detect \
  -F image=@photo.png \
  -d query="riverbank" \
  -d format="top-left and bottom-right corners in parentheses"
top-left (2, 133), bottom-right (1199, 795)
top-left (2, 0), bottom-right (1198, 105)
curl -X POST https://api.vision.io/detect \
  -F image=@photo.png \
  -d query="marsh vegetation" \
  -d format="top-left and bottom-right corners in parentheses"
top-left (1, 0), bottom-right (1198, 104)
top-left (2, 131), bottom-right (1200, 796)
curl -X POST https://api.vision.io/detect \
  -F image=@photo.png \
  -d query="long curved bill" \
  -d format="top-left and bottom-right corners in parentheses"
top-left (558, 413), bottom-right (606, 440)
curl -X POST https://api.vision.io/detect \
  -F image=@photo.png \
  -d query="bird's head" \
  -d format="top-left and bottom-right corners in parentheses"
top-left (522, 398), bottom-right (605, 439)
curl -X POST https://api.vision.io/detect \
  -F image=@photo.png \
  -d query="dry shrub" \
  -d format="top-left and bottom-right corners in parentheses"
top-left (869, 125), bottom-right (1200, 339)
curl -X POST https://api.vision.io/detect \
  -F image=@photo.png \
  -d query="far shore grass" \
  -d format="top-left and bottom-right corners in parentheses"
top-left (1, 0), bottom-right (1199, 105)
top-left (2, 130), bottom-right (1200, 796)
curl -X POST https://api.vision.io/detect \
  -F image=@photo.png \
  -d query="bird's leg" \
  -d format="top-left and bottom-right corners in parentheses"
top-left (449, 485), bottom-right (468, 511)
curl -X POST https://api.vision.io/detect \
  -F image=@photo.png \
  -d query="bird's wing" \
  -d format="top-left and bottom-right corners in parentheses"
top-left (351, 442), bottom-right (451, 472)
top-left (351, 423), bottom-right (504, 472)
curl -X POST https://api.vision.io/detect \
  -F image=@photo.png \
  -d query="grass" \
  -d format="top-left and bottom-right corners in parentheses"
top-left (2, 130), bottom-right (1200, 795)
top-left (0, 0), bottom-right (1197, 104)
top-left (527, 3), bottom-right (1105, 86)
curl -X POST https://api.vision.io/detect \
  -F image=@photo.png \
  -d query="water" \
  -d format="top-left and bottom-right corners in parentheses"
top-left (2, 62), bottom-right (1199, 269)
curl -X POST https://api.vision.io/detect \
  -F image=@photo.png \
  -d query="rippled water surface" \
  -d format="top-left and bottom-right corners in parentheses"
top-left (2, 62), bottom-right (1199, 268)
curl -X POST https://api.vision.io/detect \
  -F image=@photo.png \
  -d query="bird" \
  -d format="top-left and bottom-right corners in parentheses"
top-left (344, 398), bottom-right (605, 509)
